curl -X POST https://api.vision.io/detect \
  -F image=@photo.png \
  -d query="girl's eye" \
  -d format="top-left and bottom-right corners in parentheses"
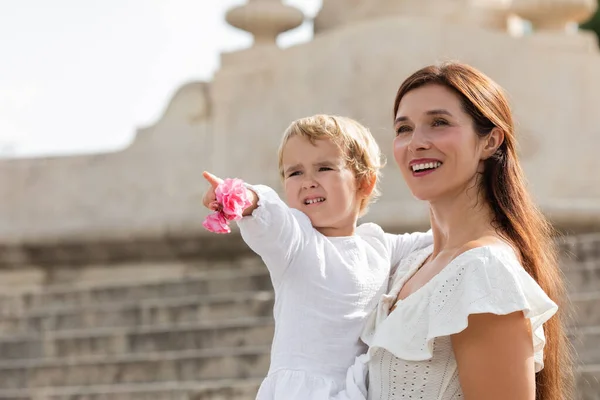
top-left (432, 118), bottom-right (449, 127)
top-left (395, 125), bottom-right (412, 136)
top-left (319, 167), bottom-right (332, 172)
top-left (288, 171), bottom-right (301, 177)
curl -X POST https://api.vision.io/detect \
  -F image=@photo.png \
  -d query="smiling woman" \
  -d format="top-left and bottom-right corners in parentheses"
top-left (355, 62), bottom-right (573, 400)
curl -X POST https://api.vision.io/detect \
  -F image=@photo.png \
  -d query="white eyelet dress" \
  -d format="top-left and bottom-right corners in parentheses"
top-left (359, 244), bottom-right (558, 400)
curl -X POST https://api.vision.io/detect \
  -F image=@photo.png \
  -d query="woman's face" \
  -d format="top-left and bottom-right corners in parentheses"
top-left (393, 84), bottom-right (489, 202)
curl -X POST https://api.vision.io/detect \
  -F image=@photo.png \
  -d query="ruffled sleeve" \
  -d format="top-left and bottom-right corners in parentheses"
top-left (236, 184), bottom-right (313, 283)
top-left (363, 245), bottom-right (558, 373)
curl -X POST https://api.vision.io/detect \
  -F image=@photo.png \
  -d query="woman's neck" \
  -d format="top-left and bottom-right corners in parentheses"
top-left (428, 188), bottom-right (498, 258)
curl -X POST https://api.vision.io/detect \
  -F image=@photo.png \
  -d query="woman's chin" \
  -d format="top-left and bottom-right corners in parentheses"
top-left (410, 190), bottom-right (436, 202)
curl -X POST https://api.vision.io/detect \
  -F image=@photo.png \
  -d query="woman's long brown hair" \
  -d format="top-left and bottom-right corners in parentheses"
top-left (394, 62), bottom-right (573, 400)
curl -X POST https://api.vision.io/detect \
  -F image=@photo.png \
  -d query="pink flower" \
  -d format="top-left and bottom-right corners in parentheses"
top-left (203, 177), bottom-right (251, 234)
top-left (202, 212), bottom-right (230, 234)
top-left (215, 178), bottom-right (252, 221)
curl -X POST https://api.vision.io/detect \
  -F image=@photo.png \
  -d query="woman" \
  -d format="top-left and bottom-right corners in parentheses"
top-left (360, 63), bottom-right (572, 400)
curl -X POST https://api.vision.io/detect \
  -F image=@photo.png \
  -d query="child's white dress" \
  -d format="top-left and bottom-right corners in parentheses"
top-left (236, 185), bottom-right (432, 400)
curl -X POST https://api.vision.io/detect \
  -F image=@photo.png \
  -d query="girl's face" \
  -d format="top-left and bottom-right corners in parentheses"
top-left (281, 135), bottom-right (364, 236)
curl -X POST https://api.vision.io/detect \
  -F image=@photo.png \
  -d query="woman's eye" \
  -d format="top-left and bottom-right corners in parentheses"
top-left (432, 118), bottom-right (449, 127)
top-left (395, 125), bottom-right (412, 135)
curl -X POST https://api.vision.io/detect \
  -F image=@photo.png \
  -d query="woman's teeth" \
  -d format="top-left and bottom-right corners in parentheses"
top-left (412, 161), bottom-right (442, 172)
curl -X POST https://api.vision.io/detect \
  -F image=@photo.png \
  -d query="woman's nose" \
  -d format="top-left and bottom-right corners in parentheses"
top-left (408, 128), bottom-right (432, 153)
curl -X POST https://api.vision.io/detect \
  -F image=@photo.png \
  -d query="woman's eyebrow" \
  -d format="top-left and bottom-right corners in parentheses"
top-left (426, 109), bottom-right (453, 117)
top-left (395, 109), bottom-right (454, 125)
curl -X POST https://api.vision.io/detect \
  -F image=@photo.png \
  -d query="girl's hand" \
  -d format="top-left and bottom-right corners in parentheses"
top-left (202, 171), bottom-right (223, 211)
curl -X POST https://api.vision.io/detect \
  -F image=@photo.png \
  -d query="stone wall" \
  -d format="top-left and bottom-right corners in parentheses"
top-left (1, 7), bottom-right (600, 247)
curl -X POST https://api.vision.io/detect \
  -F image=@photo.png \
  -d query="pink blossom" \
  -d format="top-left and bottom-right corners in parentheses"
top-left (202, 212), bottom-right (230, 234)
top-left (215, 178), bottom-right (252, 221)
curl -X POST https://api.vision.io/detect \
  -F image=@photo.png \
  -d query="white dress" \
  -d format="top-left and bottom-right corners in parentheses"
top-left (236, 185), bottom-right (433, 400)
top-left (361, 244), bottom-right (558, 400)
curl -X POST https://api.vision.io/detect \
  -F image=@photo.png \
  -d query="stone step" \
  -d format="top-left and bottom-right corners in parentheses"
top-left (573, 326), bottom-right (600, 365)
top-left (0, 290), bottom-right (274, 334)
top-left (564, 260), bottom-right (600, 293)
top-left (577, 364), bottom-right (600, 400)
top-left (0, 345), bottom-right (270, 390)
top-left (0, 378), bottom-right (262, 400)
top-left (571, 292), bottom-right (600, 328)
top-left (0, 288), bottom-right (594, 336)
top-left (0, 359), bottom-right (594, 399)
top-left (0, 257), bottom-right (593, 315)
top-left (10, 266), bottom-right (272, 312)
top-left (559, 234), bottom-right (600, 262)
top-left (0, 317), bottom-right (274, 360)
top-left (0, 279), bottom-right (594, 343)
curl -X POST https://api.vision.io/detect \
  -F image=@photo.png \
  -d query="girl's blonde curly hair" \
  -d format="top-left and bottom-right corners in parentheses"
top-left (277, 114), bottom-right (385, 216)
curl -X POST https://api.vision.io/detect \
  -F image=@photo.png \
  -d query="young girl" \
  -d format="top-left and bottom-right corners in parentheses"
top-left (201, 115), bottom-right (432, 400)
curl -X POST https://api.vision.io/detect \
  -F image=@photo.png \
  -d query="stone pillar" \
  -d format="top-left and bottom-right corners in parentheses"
top-left (510, 0), bottom-right (597, 32)
top-left (508, 0), bottom-right (598, 52)
top-left (221, 0), bottom-right (304, 70)
top-left (225, 0), bottom-right (304, 46)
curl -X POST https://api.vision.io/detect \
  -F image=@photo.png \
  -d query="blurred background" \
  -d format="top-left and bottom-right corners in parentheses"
top-left (1, 1), bottom-right (600, 399)
top-left (0, 0), bottom-right (321, 158)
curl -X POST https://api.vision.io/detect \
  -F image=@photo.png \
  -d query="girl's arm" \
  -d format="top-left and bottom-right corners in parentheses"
top-left (202, 172), bottom-right (311, 283)
top-left (385, 230), bottom-right (433, 269)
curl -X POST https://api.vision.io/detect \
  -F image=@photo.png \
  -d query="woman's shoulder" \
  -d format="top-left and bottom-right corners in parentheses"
top-left (447, 237), bottom-right (520, 272)
top-left (455, 236), bottom-right (516, 256)
top-left (387, 238), bottom-right (514, 288)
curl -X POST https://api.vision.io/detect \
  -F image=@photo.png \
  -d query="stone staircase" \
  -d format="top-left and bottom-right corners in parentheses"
top-left (562, 234), bottom-right (600, 400)
top-left (0, 233), bottom-right (597, 400)
top-left (0, 236), bottom-right (271, 400)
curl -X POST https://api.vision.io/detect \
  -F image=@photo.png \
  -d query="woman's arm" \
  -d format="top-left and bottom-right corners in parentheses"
top-left (451, 311), bottom-right (536, 400)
